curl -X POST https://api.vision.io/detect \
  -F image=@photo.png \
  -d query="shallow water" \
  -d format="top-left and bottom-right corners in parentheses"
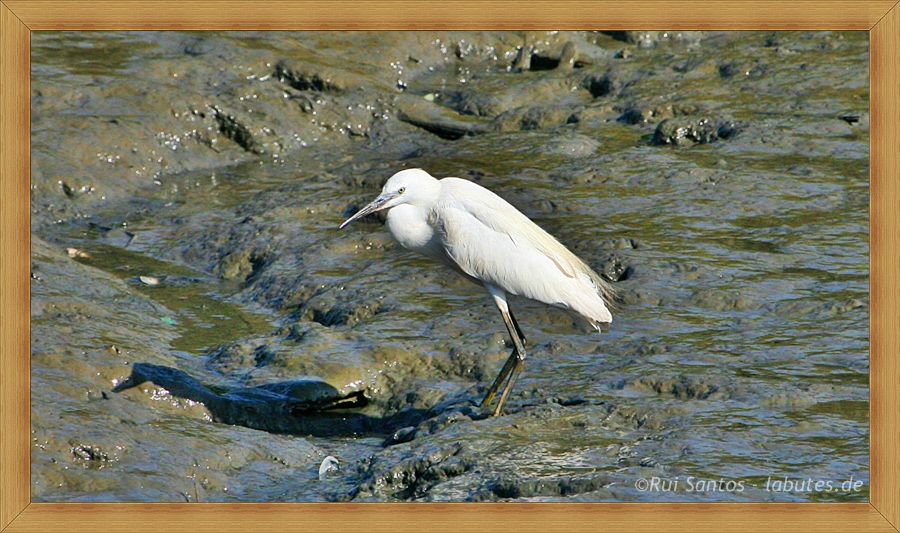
top-left (31, 30), bottom-right (868, 502)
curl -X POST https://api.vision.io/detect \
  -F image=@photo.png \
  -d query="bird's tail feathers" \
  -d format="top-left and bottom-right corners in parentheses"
top-left (585, 268), bottom-right (617, 311)
top-left (573, 271), bottom-right (613, 326)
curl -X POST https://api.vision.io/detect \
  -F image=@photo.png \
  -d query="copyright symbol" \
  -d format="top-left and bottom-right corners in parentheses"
top-left (635, 478), bottom-right (649, 491)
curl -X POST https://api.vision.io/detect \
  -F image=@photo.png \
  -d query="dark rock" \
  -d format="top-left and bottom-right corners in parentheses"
top-left (274, 60), bottom-right (347, 94)
top-left (620, 102), bottom-right (700, 124)
top-left (383, 426), bottom-right (418, 447)
top-left (475, 474), bottom-right (613, 500)
top-left (529, 41), bottom-right (581, 71)
top-left (353, 443), bottom-right (470, 500)
top-left (210, 105), bottom-right (265, 154)
top-left (395, 94), bottom-right (491, 140)
top-left (633, 375), bottom-right (731, 401)
top-left (651, 117), bottom-right (741, 145)
top-left (586, 69), bottom-right (629, 98)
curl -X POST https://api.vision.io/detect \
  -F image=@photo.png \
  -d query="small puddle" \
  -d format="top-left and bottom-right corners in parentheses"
top-left (62, 227), bottom-right (273, 355)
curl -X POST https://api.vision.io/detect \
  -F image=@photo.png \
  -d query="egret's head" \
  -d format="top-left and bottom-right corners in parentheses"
top-left (339, 169), bottom-right (439, 228)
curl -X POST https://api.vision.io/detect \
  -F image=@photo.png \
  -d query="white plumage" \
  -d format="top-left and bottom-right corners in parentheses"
top-left (341, 168), bottom-right (614, 415)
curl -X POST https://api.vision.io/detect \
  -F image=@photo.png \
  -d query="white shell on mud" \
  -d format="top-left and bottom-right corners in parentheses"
top-left (318, 455), bottom-right (340, 480)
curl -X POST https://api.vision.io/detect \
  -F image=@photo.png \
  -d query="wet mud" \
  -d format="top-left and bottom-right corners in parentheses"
top-left (31, 31), bottom-right (868, 502)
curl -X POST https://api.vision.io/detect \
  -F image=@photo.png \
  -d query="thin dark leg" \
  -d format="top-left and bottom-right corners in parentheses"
top-left (493, 357), bottom-right (525, 416)
top-left (481, 348), bottom-right (517, 408)
top-left (481, 307), bottom-right (527, 415)
top-left (499, 305), bottom-right (526, 358)
top-left (508, 308), bottom-right (526, 347)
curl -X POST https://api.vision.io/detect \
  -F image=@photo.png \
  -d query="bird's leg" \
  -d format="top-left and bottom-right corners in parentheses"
top-left (481, 285), bottom-right (527, 415)
top-left (481, 347), bottom-right (518, 408)
top-left (508, 307), bottom-right (526, 347)
top-left (493, 357), bottom-right (525, 416)
top-left (484, 308), bottom-right (527, 415)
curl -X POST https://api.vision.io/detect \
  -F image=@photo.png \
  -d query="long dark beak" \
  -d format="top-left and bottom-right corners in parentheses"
top-left (339, 193), bottom-right (395, 229)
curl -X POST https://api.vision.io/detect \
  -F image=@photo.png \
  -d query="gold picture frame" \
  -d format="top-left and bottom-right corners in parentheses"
top-left (2, 1), bottom-right (897, 531)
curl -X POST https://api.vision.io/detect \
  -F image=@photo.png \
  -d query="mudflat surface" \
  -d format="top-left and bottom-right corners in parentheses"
top-left (31, 31), bottom-right (868, 502)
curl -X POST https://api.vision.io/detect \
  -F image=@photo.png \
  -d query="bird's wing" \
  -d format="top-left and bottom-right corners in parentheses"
top-left (437, 179), bottom-right (580, 271)
top-left (435, 181), bottom-right (578, 300)
top-left (434, 178), bottom-right (613, 325)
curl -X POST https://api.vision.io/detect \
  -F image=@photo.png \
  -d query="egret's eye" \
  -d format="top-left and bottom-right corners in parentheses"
top-left (398, 187), bottom-right (406, 194)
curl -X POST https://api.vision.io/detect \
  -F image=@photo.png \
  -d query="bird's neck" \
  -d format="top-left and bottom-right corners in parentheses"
top-left (385, 204), bottom-right (443, 260)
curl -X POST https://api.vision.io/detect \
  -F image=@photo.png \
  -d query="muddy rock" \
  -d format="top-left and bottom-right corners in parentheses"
top-left (652, 117), bottom-right (742, 145)
top-left (395, 93), bottom-right (492, 139)
top-left (620, 102), bottom-right (702, 125)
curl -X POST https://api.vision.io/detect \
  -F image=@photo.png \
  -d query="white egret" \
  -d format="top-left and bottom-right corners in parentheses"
top-left (340, 169), bottom-right (614, 416)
